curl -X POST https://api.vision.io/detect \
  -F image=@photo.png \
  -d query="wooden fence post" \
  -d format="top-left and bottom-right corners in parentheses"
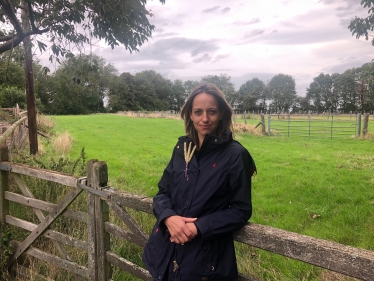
top-left (0, 145), bottom-right (9, 229)
top-left (87, 160), bottom-right (97, 281)
top-left (87, 160), bottom-right (111, 281)
top-left (363, 114), bottom-right (369, 136)
top-left (261, 114), bottom-right (265, 135)
top-left (308, 112), bottom-right (311, 138)
top-left (357, 113), bottom-right (361, 137)
top-left (0, 145), bottom-right (10, 273)
top-left (244, 111), bottom-right (247, 125)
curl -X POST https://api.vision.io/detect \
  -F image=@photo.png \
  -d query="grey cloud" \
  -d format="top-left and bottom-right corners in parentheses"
top-left (340, 18), bottom-right (351, 28)
top-left (143, 37), bottom-right (219, 59)
top-left (235, 6), bottom-right (356, 46)
top-left (212, 54), bottom-right (230, 63)
top-left (153, 28), bottom-right (165, 33)
top-left (93, 37), bottom-right (220, 72)
top-left (193, 54), bottom-right (212, 63)
top-left (233, 18), bottom-right (260, 25)
top-left (202, 6), bottom-right (220, 13)
top-left (280, 21), bottom-right (300, 28)
top-left (211, 68), bottom-right (232, 72)
top-left (319, 0), bottom-right (365, 18)
top-left (322, 57), bottom-right (371, 73)
top-left (221, 7), bottom-right (230, 14)
top-left (319, 0), bottom-right (360, 6)
top-left (247, 23), bottom-right (349, 45)
top-left (154, 32), bottom-right (180, 38)
top-left (243, 29), bottom-right (265, 39)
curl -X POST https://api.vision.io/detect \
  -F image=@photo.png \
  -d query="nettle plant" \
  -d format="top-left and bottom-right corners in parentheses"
top-left (0, 225), bottom-right (14, 279)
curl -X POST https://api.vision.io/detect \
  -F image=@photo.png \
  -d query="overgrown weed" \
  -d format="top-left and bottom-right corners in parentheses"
top-left (53, 131), bottom-right (72, 154)
top-left (36, 114), bottom-right (55, 135)
top-left (0, 225), bottom-right (14, 281)
top-left (233, 122), bottom-right (262, 136)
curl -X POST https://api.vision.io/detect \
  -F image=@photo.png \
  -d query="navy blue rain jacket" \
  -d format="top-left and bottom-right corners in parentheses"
top-left (143, 132), bottom-right (256, 281)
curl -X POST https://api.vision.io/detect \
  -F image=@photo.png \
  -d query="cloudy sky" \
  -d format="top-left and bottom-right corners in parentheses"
top-left (92, 0), bottom-right (374, 96)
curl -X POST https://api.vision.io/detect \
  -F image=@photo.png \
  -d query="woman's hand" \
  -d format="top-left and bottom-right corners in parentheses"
top-left (164, 216), bottom-right (197, 244)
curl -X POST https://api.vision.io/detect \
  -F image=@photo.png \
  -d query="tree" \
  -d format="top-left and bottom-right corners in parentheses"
top-left (184, 80), bottom-right (199, 96)
top-left (0, 60), bottom-right (25, 89)
top-left (201, 74), bottom-right (237, 107)
top-left (133, 70), bottom-right (173, 110)
top-left (348, 0), bottom-right (374, 46)
top-left (171, 79), bottom-right (187, 111)
top-left (43, 54), bottom-right (117, 114)
top-left (306, 73), bottom-right (337, 113)
top-left (353, 62), bottom-right (374, 112)
top-left (267, 74), bottom-right (297, 113)
top-left (108, 73), bottom-right (135, 112)
top-left (0, 0), bottom-right (165, 56)
top-left (332, 71), bottom-right (357, 113)
top-left (0, 85), bottom-right (26, 108)
top-left (1, 0), bottom-right (165, 154)
top-left (238, 78), bottom-right (266, 113)
top-left (298, 96), bottom-right (312, 113)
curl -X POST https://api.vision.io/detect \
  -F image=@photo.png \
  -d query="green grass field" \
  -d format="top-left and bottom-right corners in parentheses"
top-left (50, 114), bottom-right (374, 281)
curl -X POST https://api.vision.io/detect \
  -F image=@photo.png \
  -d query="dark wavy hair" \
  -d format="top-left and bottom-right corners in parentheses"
top-left (180, 82), bottom-right (233, 148)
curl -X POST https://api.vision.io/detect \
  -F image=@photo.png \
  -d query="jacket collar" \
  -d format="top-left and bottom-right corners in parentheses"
top-left (179, 131), bottom-right (233, 154)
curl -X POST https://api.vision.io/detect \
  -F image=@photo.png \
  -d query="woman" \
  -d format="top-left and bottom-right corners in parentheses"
top-left (143, 82), bottom-right (256, 281)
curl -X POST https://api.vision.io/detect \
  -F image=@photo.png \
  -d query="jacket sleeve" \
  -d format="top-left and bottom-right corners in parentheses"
top-left (152, 149), bottom-right (178, 227)
top-left (194, 147), bottom-right (255, 241)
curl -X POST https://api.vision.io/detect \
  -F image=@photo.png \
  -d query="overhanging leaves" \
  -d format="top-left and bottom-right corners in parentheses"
top-left (0, 0), bottom-right (166, 56)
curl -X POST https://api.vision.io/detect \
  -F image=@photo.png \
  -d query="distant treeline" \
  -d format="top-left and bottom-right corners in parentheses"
top-left (1, 50), bottom-right (374, 115)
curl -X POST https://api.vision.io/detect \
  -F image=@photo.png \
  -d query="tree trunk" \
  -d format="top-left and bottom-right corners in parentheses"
top-left (21, 1), bottom-right (38, 154)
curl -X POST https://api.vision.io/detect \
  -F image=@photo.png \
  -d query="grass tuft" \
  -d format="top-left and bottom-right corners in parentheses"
top-left (53, 132), bottom-right (72, 154)
top-left (37, 114), bottom-right (55, 134)
top-left (233, 122), bottom-right (263, 135)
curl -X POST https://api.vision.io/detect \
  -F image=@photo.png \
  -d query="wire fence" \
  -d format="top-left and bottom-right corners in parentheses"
top-left (119, 111), bottom-right (371, 139)
top-left (260, 113), bottom-right (369, 139)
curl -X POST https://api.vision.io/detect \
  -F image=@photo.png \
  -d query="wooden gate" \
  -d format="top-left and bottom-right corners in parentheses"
top-left (0, 146), bottom-right (153, 281)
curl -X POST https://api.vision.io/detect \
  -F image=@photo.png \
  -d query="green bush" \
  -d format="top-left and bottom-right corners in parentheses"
top-left (0, 85), bottom-right (26, 108)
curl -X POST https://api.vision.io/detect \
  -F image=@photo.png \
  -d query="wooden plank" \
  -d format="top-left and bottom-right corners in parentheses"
top-left (5, 215), bottom-right (87, 250)
top-left (91, 161), bottom-right (111, 281)
top-left (105, 189), bottom-right (153, 214)
top-left (95, 195), bottom-right (111, 281)
top-left (0, 145), bottom-right (9, 225)
top-left (11, 241), bottom-right (88, 278)
top-left (8, 187), bottom-right (82, 265)
top-left (5, 191), bottom-right (88, 223)
top-left (0, 162), bottom-right (77, 187)
top-left (107, 200), bottom-right (148, 247)
top-left (105, 222), bottom-right (147, 248)
top-left (106, 251), bottom-right (153, 281)
top-left (234, 223), bottom-right (374, 281)
top-left (87, 192), bottom-right (97, 281)
top-left (0, 116), bottom-right (27, 145)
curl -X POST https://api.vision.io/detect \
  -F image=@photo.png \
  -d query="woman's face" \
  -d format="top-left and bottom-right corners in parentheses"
top-left (190, 92), bottom-right (222, 146)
